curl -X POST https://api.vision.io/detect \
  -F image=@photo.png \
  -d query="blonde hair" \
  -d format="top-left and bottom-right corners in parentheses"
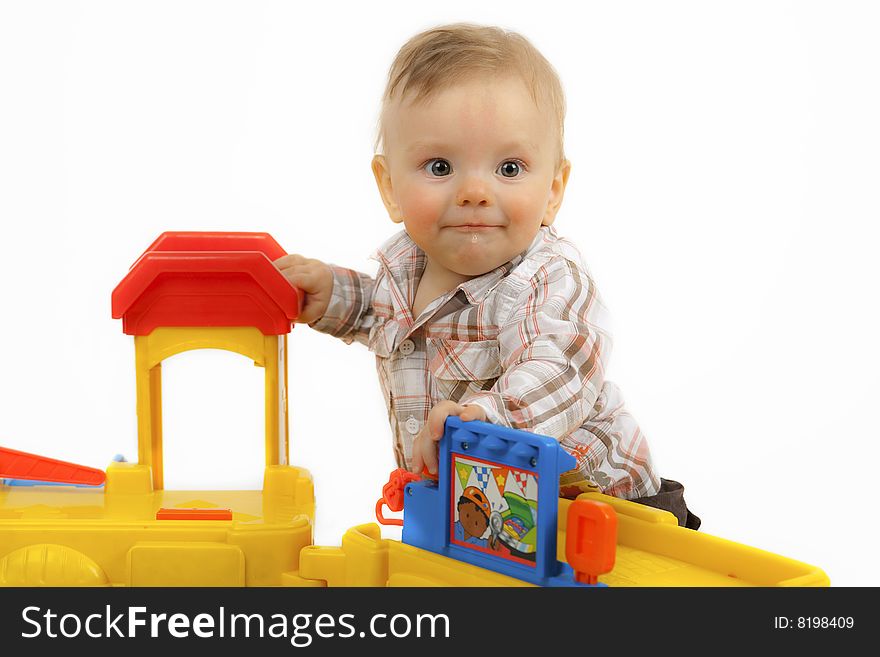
top-left (376, 23), bottom-right (566, 163)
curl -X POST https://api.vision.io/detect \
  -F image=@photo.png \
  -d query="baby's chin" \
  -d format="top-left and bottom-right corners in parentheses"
top-left (437, 248), bottom-right (518, 278)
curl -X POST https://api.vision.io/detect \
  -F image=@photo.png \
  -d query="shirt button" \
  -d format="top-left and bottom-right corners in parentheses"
top-left (399, 339), bottom-right (415, 356)
top-left (405, 416), bottom-right (420, 435)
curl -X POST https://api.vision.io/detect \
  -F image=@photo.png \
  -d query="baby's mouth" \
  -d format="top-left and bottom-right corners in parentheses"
top-left (448, 224), bottom-right (502, 232)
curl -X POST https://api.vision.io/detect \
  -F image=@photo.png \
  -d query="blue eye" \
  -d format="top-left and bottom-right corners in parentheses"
top-left (425, 159), bottom-right (452, 176)
top-left (497, 160), bottom-right (523, 178)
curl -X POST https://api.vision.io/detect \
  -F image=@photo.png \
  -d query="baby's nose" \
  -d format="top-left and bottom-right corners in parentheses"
top-left (455, 177), bottom-right (492, 207)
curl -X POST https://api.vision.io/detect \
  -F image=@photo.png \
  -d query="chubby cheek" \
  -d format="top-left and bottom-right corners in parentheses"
top-left (500, 184), bottom-right (550, 230)
top-left (397, 182), bottom-right (446, 229)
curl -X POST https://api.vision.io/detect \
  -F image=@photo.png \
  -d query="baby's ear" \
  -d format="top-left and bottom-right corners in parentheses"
top-left (542, 159), bottom-right (572, 226)
top-left (371, 155), bottom-right (404, 224)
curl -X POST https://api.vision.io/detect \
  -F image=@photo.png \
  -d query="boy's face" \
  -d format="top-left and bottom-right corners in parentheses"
top-left (373, 76), bottom-right (570, 280)
top-left (458, 501), bottom-right (489, 539)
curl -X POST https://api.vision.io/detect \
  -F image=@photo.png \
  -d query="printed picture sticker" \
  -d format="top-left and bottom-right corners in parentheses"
top-left (450, 453), bottom-right (539, 567)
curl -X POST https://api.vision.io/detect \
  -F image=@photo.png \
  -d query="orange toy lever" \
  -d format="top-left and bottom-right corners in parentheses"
top-left (375, 468), bottom-right (422, 526)
top-left (565, 499), bottom-right (618, 585)
top-left (0, 446), bottom-right (106, 486)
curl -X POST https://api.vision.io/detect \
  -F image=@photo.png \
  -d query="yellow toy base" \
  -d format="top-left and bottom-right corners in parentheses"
top-left (293, 493), bottom-right (829, 587)
top-left (1, 465), bottom-right (828, 587)
top-left (0, 462), bottom-right (315, 586)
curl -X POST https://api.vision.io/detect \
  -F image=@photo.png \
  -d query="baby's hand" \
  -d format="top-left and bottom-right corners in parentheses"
top-left (273, 254), bottom-right (333, 324)
top-left (411, 401), bottom-right (487, 475)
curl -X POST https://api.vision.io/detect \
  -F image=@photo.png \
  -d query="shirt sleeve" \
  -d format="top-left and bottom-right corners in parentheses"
top-left (460, 256), bottom-right (612, 440)
top-left (308, 265), bottom-right (379, 347)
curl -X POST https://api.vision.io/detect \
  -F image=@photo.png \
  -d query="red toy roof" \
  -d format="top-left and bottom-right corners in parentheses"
top-left (111, 232), bottom-right (303, 336)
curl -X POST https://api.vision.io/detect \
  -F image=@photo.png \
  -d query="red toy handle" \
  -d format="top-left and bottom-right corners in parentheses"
top-left (565, 499), bottom-right (618, 585)
top-left (375, 498), bottom-right (404, 526)
top-left (375, 468), bottom-right (423, 526)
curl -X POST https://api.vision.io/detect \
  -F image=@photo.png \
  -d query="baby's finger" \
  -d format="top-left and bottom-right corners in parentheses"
top-left (459, 405), bottom-right (487, 422)
top-left (273, 253), bottom-right (307, 269)
top-left (281, 266), bottom-right (330, 298)
top-left (428, 401), bottom-right (462, 440)
top-left (283, 265), bottom-right (320, 289)
top-left (423, 440), bottom-right (439, 475)
top-left (410, 441), bottom-right (425, 474)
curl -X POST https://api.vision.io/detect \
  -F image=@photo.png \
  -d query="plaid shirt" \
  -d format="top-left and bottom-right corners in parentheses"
top-left (311, 226), bottom-right (661, 500)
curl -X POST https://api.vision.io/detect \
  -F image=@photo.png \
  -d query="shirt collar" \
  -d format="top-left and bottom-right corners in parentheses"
top-left (372, 225), bottom-right (557, 306)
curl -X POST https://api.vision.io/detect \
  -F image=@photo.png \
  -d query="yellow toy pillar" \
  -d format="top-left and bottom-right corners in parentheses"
top-left (133, 326), bottom-right (288, 491)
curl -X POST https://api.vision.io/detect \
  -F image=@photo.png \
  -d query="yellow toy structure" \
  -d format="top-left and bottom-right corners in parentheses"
top-left (0, 232), bottom-right (314, 586)
top-left (296, 497), bottom-right (828, 587)
top-left (0, 232), bottom-right (829, 587)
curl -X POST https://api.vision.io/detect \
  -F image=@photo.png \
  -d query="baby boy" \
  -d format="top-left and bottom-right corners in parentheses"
top-left (276, 24), bottom-right (698, 527)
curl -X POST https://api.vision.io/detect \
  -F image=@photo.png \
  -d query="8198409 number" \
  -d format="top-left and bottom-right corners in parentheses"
top-left (774, 617), bottom-right (854, 629)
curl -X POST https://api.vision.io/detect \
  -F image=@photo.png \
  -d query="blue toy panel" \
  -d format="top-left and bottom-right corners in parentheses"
top-left (402, 417), bottom-right (602, 587)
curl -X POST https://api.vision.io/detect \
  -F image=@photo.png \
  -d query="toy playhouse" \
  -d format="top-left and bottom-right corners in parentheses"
top-left (0, 232), bottom-right (829, 587)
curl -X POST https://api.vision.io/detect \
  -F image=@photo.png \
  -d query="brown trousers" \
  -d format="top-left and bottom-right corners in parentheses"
top-left (631, 478), bottom-right (701, 530)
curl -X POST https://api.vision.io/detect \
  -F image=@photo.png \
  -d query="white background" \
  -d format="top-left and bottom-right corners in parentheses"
top-left (1, 1), bottom-right (878, 586)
